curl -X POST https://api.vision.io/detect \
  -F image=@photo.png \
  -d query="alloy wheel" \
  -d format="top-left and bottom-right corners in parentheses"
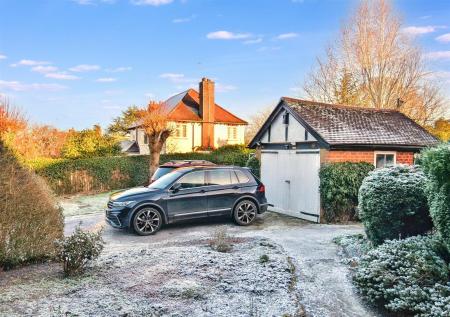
top-left (135, 208), bottom-right (161, 234)
top-left (236, 201), bottom-right (256, 224)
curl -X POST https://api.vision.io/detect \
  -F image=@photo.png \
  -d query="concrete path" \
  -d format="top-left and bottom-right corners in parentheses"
top-left (60, 193), bottom-right (377, 317)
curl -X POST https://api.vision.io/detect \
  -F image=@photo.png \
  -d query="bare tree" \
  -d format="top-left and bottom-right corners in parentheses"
top-left (245, 106), bottom-right (274, 144)
top-left (137, 101), bottom-right (173, 182)
top-left (303, 0), bottom-right (446, 125)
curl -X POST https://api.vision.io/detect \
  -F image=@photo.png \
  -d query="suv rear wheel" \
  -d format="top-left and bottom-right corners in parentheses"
top-left (233, 200), bottom-right (257, 226)
top-left (132, 207), bottom-right (162, 235)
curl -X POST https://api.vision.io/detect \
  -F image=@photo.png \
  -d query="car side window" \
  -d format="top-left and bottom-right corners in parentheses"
top-left (208, 170), bottom-right (232, 186)
top-left (235, 170), bottom-right (250, 183)
top-left (176, 171), bottom-right (206, 189)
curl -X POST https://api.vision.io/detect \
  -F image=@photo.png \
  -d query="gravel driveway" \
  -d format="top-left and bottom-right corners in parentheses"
top-left (60, 193), bottom-right (376, 317)
top-left (1, 193), bottom-right (376, 317)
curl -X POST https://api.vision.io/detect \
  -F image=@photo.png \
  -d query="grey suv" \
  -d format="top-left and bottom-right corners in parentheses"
top-left (106, 166), bottom-right (268, 235)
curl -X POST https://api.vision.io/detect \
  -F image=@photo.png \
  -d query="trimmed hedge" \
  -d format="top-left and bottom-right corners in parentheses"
top-left (319, 162), bottom-right (374, 222)
top-left (0, 143), bottom-right (64, 269)
top-left (421, 144), bottom-right (450, 251)
top-left (358, 165), bottom-right (433, 246)
top-left (27, 149), bottom-right (253, 195)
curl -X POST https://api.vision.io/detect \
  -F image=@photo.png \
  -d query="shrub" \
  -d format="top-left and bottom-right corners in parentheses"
top-left (0, 142), bottom-right (64, 270)
top-left (246, 155), bottom-right (260, 178)
top-left (319, 162), bottom-right (374, 222)
top-left (354, 235), bottom-right (450, 316)
top-left (421, 145), bottom-right (450, 251)
top-left (209, 227), bottom-right (232, 253)
top-left (28, 147), bottom-right (254, 195)
top-left (56, 225), bottom-right (104, 276)
top-left (358, 165), bottom-right (432, 245)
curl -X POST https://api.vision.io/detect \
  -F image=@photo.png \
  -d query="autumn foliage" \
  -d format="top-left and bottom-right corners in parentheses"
top-left (137, 101), bottom-right (173, 180)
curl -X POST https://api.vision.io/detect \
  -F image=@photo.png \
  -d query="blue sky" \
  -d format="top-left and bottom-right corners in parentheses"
top-left (0, 0), bottom-right (449, 130)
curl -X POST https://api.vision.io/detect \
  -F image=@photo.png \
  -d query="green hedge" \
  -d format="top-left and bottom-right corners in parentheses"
top-left (27, 149), bottom-right (253, 195)
top-left (421, 144), bottom-right (450, 251)
top-left (319, 162), bottom-right (374, 222)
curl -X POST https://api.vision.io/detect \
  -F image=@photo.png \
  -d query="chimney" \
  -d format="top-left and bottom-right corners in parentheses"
top-left (199, 78), bottom-right (215, 149)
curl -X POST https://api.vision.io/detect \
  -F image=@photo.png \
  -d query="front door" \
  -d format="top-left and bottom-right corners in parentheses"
top-left (165, 170), bottom-right (208, 221)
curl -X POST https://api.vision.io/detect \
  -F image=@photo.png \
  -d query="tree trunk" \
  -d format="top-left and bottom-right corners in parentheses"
top-left (148, 142), bottom-right (161, 184)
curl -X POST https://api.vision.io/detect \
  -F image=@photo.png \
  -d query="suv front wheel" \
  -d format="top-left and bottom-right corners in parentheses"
top-left (132, 207), bottom-right (162, 235)
top-left (233, 200), bottom-right (257, 226)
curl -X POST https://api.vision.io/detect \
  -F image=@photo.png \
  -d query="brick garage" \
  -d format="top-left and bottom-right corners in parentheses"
top-left (249, 97), bottom-right (439, 222)
top-left (323, 150), bottom-right (414, 165)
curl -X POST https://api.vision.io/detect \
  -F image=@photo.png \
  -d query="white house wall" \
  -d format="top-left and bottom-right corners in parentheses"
top-left (214, 124), bottom-right (246, 148)
top-left (260, 110), bottom-right (316, 143)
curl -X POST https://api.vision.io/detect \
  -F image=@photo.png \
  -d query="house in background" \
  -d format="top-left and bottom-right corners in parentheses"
top-left (249, 97), bottom-right (439, 223)
top-left (122, 78), bottom-right (247, 155)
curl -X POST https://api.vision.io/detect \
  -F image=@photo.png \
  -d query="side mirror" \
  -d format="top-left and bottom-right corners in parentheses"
top-left (170, 183), bottom-right (182, 193)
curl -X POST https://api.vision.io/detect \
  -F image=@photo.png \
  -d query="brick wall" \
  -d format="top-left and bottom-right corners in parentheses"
top-left (396, 151), bottom-right (414, 164)
top-left (323, 150), bottom-right (414, 165)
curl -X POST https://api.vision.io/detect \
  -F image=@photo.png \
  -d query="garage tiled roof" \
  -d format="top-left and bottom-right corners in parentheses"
top-left (282, 97), bottom-right (439, 147)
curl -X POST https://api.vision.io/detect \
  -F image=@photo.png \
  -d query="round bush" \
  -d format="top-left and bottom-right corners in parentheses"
top-left (358, 165), bottom-right (432, 245)
top-left (354, 235), bottom-right (450, 316)
top-left (421, 145), bottom-right (450, 252)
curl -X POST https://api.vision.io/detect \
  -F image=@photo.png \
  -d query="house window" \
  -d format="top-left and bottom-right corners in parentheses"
top-left (374, 152), bottom-right (396, 168)
top-left (304, 130), bottom-right (309, 141)
top-left (228, 126), bottom-right (237, 140)
top-left (268, 125), bottom-right (271, 142)
top-left (143, 134), bottom-right (148, 144)
top-left (174, 124), bottom-right (187, 138)
top-left (283, 112), bottom-right (289, 142)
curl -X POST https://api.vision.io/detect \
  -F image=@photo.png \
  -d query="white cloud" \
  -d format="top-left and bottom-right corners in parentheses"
top-left (436, 33), bottom-right (450, 43)
top-left (172, 15), bottom-right (196, 23)
top-left (0, 54), bottom-right (6, 60)
top-left (31, 65), bottom-right (58, 74)
top-left (206, 31), bottom-right (252, 40)
top-left (215, 83), bottom-right (237, 93)
top-left (69, 64), bottom-right (101, 72)
top-left (72, 0), bottom-right (115, 5)
top-left (130, 0), bottom-right (173, 6)
top-left (257, 46), bottom-right (281, 52)
top-left (276, 32), bottom-right (299, 40)
top-left (159, 73), bottom-right (192, 84)
top-left (96, 77), bottom-right (117, 82)
top-left (10, 59), bottom-right (50, 67)
top-left (424, 51), bottom-right (450, 60)
top-left (0, 80), bottom-right (67, 92)
top-left (402, 26), bottom-right (437, 36)
top-left (45, 72), bottom-right (80, 80)
top-left (243, 38), bottom-right (263, 45)
top-left (106, 66), bottom-right (132, 72)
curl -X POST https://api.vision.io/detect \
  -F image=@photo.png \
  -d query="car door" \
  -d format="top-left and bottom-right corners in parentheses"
top-left (205, 169), bottom-right (240, 217)
top-left (165, 170), bottom-right (208, 221)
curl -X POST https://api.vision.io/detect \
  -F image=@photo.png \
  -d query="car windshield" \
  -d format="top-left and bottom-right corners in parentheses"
top-left (152, 166), bottom-right (176, 180)
top-left (148, 170), bottom-right (183, 189)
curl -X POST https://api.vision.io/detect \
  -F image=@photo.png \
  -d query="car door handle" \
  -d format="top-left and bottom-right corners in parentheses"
top-left (199, 189), bottom-right (206, 193)
top-left (232, 186), bottom-right (239, 189)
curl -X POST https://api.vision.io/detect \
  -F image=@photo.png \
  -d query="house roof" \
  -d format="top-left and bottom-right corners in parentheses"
top-left (129, 89), bottom-right (247, 129)
top-left (249, 97), bottom-right (439, 150)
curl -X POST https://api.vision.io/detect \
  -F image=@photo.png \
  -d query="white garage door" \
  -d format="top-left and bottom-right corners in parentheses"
top-left (261, 149), bottom-right (321, 222)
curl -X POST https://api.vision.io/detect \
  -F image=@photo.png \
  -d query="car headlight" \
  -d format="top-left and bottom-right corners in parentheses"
top-left (111, 201), bottom-right (135, 207)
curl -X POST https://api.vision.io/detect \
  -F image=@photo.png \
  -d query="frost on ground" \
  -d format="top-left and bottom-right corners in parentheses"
top-left (0, 236), bottom-right (301, 317)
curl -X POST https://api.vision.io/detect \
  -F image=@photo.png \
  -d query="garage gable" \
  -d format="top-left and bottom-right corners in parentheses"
top-left (248, 100), bottom-right (326, 148)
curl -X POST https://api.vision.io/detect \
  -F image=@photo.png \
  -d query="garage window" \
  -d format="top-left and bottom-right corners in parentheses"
top-left (374, 152), bottom-right (396, 168)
